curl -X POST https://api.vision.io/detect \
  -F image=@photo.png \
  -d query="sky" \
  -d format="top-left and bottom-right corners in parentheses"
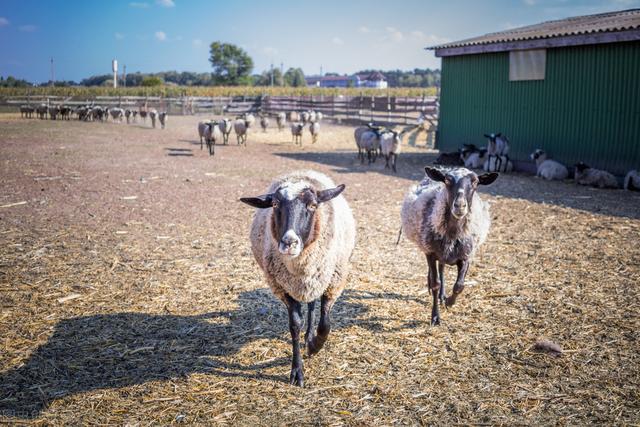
top-left (0, 0), bottom-right (637, 83)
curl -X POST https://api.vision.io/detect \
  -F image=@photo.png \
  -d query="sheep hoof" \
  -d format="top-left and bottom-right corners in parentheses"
top-left (289, 367), bottom-right (304, 387)
top-left (445, 296), bottom-right (457, 308)
top-left (430, 316), bottom-right (441, 326)
top-left (307, 335), bottom-right (327, 356)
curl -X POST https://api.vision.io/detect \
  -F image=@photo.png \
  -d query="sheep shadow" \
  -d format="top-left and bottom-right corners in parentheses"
top-left (0, 288), bottom-right (415, 419)
top-left (165, 147), bottom-right (194, 157)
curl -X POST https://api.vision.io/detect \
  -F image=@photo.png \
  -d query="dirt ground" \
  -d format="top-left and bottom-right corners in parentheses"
top-left (1, 114), bottom-right (639, 425)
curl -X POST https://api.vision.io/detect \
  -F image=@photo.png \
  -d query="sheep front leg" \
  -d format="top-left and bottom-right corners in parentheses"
top-left (438, 261), bottom-right (447, 305)
top-left (427, 254), bottom-right (441, 326)
top-left (285, 295), bottom-right (304, 387)
top-left (446, 260), bottom-right (469, 308)
top-left (308, 294), bottom-right (333, 356)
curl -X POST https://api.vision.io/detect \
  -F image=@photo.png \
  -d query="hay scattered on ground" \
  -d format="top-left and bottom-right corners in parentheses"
top-left (0, 114), bottom-right (639, 424)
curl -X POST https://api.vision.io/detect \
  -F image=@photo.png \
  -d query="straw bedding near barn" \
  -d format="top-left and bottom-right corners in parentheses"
top-left (0, 114), bottom-right (639, 424)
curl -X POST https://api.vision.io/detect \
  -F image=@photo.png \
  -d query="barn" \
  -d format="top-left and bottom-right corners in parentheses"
top-left (429, 8), bottom-right (640, 175)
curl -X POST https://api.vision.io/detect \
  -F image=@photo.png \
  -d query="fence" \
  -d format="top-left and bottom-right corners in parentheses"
top-left (0, 93), bottom-right (438, 136)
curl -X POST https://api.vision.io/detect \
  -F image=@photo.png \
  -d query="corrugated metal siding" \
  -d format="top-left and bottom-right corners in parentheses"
top-left (438, 41), bottom-right (640, 175)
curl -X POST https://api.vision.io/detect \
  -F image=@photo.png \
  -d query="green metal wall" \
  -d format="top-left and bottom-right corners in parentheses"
top-left (438, 41), bottom-right (640, 175)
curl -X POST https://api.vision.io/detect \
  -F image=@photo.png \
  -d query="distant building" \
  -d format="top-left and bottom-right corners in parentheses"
top-left (305, 72), bottom-right (387, 89)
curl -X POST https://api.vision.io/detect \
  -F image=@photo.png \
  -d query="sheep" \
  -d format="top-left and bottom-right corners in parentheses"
top-left (20, 105), bottom-right (34, 119)
top-left (244, 113), bottom-right (255, 129)
top-left (139, 109), bottom-right (148, 122)
top-left (308, 111), bottom-right (317, 124)
top-left (289, 111), bottom-right (299, 122)
top-left (484, 133), bottom-right (511, 172)
top-left (132, 110), bottom-right (138, 122)
top-left (483, 155), bottom-right (513, 173)
top-left (624, 170), bottom-right (640, 191)
top-left (574, 162), bottom-right (618, 189)
top-left (300, 111), bottom-right (310, 124)
top-left (315, 111), bottom-right (323, 122)
top-left (240, 170), bottom-right (356, 387)
top-left (234, 119), bottom-right (248, 146)
top-left (158, 112), bottom-right (168, 129)
top-left (109, 108), bottom-right (124, 122)
top-left (36, 104), bottom-right (48, 120)
top-left (197, 121), bottom-right (209, 149)
top-left (309, 122), bottom-right (320, 144)
top-left (276, 112), bottom-right (286, 131)
top-left (48, 106), bottom-right (60, 120)
top-left (149, 109), bottom-right (158, 128)
top-left (203, 122), bottom-right (221, 156)
top-left (434, 151), bottom-right (464, 166)
top-left (380, 130), bottom-right (402, 173)
top-left (357, 130), bottom-right (381, 164)
top-left (530, 149), bottom-right (569, 181)
top-left (218, 118), bottom-right (233, 144)
top-left (260, 115), bottom-right (270, 132)
top-left (125, 109), bottom-right (132, 124)
top-left (460, 144), bottom-right (487, 169)
top-left (400, 167), bottom-right (498, 326)
top-left (291, 122), bottom-right (304, 145)
top-left (60, 106), bottom-right (71, 120)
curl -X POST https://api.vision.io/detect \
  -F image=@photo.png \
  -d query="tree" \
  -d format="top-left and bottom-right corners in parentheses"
top-left (255, 68), bottom-right (284, 86)
top-left (141, 76), bottom-right (163, 86)
top-left (209, 42), bottom-right (254, 86)
top-left (283, 68), bottom-right (307, 87)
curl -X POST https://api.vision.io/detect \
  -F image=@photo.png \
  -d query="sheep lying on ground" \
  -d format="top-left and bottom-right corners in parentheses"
top-left (434, 151), bottom-right (464, 166)
top-left (530, 149), bottom-right (569, 180)
top-left (460, 144), bottom-right (487, 169)
top-left (401, 167), bottom-right (498, 326)
top-left (240, 170), bottom-right (356, 387)
top-left (624, 170), bottom-right (640, 191)
top-left (574, 162), bottom-right (618, 189)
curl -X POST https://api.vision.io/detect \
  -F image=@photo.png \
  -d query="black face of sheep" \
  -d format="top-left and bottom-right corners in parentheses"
top-left (240, 185), bottom-right (345, 258)
top-left (574, 162), bottom-right (590, 173)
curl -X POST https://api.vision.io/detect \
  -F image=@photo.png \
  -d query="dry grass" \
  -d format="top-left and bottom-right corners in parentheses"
top-left (0, 114), bottom-right (639, 425)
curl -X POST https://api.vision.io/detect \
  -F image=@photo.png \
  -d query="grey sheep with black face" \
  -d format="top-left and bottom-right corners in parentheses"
top-left (401, 167), bottom-right (498, 326)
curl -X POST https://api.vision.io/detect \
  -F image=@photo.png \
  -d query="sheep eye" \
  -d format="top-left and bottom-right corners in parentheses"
top-left (444, 178), bottom-right (453, 186)
top-left (272, 201), bottom-right (279, 209)
top-left (307, 203), bottom-right (317, 212)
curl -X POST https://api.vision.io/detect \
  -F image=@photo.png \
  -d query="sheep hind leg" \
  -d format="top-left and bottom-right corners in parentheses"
top-left (304, 300), bottom-right (316, 349)
top-left (438, 261), bottom-right (447, 305)
top-left (308, 294), bottom-right (333, 356)
top-left (445, 260), bottom-right (469, 308)
top-left (285, 295), bottom-right (304, 387)
top-left (427, 254), bottom-right (441, 326)
top-left (391, 153), bottom-right (397, 173)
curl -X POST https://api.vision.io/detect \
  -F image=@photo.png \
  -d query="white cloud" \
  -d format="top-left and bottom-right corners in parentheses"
top-left (115, 32), bottom-right (125, 40)
top-left (192, 38), bottom-right (203, 47)
top-left (155, 31), bottom-right (167, 41)
top-left (19, 24), bottom-right (37, 32)
top-left (332, 36), bottom-right (344, 45)
top-left (129, 2), bottom-right (150, 7)
top-left (262, 46), bottom-right (278, 56)
top-left (358, 26), bottom-right (370, 33)
top-left (385, 26), bottom-right (403, 42)
top-left (0, 17), bottom-right (9, 27)
top-left (156, 0), bottom-right (175, 7)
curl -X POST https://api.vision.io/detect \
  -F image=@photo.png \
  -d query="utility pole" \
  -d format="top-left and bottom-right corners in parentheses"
top-left (280, 62), bottom-right (284, 86)
top-left (50, 57), bottom-right (55, 85)
top-left (270, 63), bottom-right (274, 86)
top-left (320, 65), bottom-right (323, 77)
top-left (123, 64), bottom-right (127, 88)
top-left (112, 59), bottom-right (118, 88)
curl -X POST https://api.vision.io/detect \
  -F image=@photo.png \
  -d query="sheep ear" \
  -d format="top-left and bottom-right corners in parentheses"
top-left (239, 194), bottom-right (273, 209)
top-left (478, 172), bottom-right (499, 185)
top-left (425, 167), bottom-right (446, 182)
top-left (483, 134), bottom-right (490, 138)
top-left (317, 184), bottom-right (345, 203)
top-left (496, 133), bottom-right (502, 138)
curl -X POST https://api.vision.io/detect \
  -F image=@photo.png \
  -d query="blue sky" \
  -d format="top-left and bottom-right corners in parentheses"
top-left (0, 0), bottom-right (637, 83)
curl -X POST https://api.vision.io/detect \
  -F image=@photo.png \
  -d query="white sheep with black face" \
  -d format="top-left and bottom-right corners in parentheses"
top-left (574, 162), bottom-right (618, 189)
top-left (203, 122), bottom-right (221, 156)
top-left (149, 109), bottom-right (158, 128)
top-left (158, 112), bottom-right (168, 129)
top-left (291, 122), bottom-right (304, 145)
top-left (380, 130), bottom-right (403, 173)
top-left (530, 149), bottom-right (569, 180)
top-left (624, 170), bottom-right (640, 191)
top-left (309, 121), bottom-right (320, 144)
top-left (276, 112), bottom-right (286, 131)
top-left (484, 133), bottom-right (511, 172)
top-left (460, 144), bottom-right (487, 169)
top-left (218, 118), bottom-right (233, 144)
top-left (401, 167), bottom-right (498, 326)
top-left (234, 119), bottom-right (248, 146)
top-left (260, 115), bottom-right (269, 132)
top-left (240, 170), bottom-right (356, 388)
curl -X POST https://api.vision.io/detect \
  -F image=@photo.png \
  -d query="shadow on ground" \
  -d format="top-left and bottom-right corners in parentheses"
top-left (0, 289), bottom-right (422, 419)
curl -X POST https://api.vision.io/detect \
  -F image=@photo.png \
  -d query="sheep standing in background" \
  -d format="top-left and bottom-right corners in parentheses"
top-left (483, 155), bottom-right (513, 173)
top-left (380, 130), bottom-right (402, 173)
top-left (354, 125), bottom-right (370, 164)
top-left (204, 122), bottom-right (221, 156)
top-left (574, 162), bottom-right (619, 189)
top-left (36, 104), bottom-right (48, 120)
top-left (132, 110), bottom-right (138, 123)
top-left (158, 112), bottom-right (168, 129)
top-left (110, 108), bottom-right (124, 123)
top-left (460, 144), bottom-right (487, 169)
top-left (149, 109), bottom-right (158, 128)
top-left (530, 149), bottom-right (569, 181)
top-left (624, 170), bottom-right (640, 191)
top-left (60, 106), bottom-right (71, 120)
top-left (240, 170), bottom-right (356, 387)
top-left (484, 133), bottom-right (511, 172)
top-left (315, 111), bottom-right (323, 122)
top-left (309, 122), bottom-right (320, 144)
top-left (48, 106), bottom-right (60, 120)
top-left (276, 112), bottom-right (286, 131)
top-left (244, 113), bottom-right (256, 129)
top-left (219, 118), bottom-right (232, 144)
top-left (234, 119), bottom-right (248, 146)
top-left (260, 115), bottom-right (270, 132)
top-left (291, 123), bottom-right (304, 145)
top-left (289, 111), bottom-right (299, 122)
top-left (308, 111), bottom-right (317, 124)
top-left (300, 111), bottom-right (310, 124)
top-left (139, 109), bottom-right (148, 123)
top-left (125, 109), bottom-right (132, 124)
top-left (358, 130), bottom-right (382, 164)
top-left (401, 167), bottom-right (498, 326)
top-left (197, 121), bottom-right (210, 150)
